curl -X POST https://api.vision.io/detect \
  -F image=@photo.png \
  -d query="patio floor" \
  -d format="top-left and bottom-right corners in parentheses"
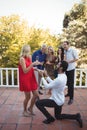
top-left (0, 87), bottom-right (87, 130)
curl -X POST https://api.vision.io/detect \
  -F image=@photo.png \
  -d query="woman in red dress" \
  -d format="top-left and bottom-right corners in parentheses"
top-left (18, 44), bottom-right (39, 117)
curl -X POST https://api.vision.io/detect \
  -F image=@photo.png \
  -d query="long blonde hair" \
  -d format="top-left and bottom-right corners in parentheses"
top-left (20, 44), bottom-right (31, 58)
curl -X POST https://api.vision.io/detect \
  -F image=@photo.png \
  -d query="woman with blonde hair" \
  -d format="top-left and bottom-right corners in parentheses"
top-left (45, 46), bottom-right (55, 79)
top-left (44, 46), bottom-right (56, 94)
top-left (18, 44), bottom-right (39, 117)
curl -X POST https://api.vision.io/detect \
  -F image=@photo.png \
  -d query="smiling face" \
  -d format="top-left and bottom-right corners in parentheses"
top-left (41, 43), bottom-right (47, 54)
top-left (58, 48), bottom-right (62, 55)
top-left (22, 44), bottom-right (30, 57)
top-left (57, 46), bottom-right (64, 56)
top-left (48, 46), bottom-right (54, 55)
top-left (63, 41), bottom-right (69, 51)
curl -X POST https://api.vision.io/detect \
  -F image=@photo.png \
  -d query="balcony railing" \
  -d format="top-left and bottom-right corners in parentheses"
top-left (0, 68), bottom-right (87, 88)
top-left (0, 68), bottom-right (19, 87)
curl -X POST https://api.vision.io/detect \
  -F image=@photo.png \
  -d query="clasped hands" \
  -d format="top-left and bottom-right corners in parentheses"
top-left (33, 61), bottom-right (48, 77)
top-left (33, 60), bottom-right (42, 66)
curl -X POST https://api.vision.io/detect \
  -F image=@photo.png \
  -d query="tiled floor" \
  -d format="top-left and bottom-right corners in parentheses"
top-left (0, 87), bottom-right (87, 130)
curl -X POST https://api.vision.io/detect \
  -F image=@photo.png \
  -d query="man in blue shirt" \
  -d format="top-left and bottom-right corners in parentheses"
top-left (32, 43), bottom-right (47, 94)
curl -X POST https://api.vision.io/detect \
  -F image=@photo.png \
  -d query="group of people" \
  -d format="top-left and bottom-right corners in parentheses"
top-left (18, 41), bottom-right (83, 128)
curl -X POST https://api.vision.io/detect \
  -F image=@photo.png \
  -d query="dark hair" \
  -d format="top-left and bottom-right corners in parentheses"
top-left (63, 41), bottom-right (69, 45)
top-left (58, 46), bottom-right (64, 61)
top-left (60, 61), bottom-right (68, 72)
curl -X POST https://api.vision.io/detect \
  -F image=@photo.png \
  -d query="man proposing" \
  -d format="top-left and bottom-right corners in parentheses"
top-left (35, 61), bottom-right (83, 128)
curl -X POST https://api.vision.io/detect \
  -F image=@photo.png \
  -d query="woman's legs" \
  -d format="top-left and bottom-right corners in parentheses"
top-left (38, 73), bottom-right (43, 95)
top-left (24, 92), bottom-right (31, 112)
top-left (29, 90), bottom-right (39, 114)
top-left (23, 92), bottom-right (31, 116)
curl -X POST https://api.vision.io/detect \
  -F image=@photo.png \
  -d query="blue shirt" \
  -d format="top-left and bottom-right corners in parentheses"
top-left (32, 50), bottom-right (47, 70)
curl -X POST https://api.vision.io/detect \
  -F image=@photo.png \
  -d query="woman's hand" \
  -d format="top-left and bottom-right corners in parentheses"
top-left (38, 70), bottom-right (44, 77)
top-left (43, 70), bottom-right (48, 77)
top-left (32, 61), bottom-right (40, 66)
top-left (46, 61), bottom-right (51, 65)
top-left (36, 69), bottom-right (48, 77)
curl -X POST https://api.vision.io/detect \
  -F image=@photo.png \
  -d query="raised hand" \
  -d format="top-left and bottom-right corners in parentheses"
top-left (43, 69), bottom-right (48, 77)
top-left (38, 70), bottom-right (44, 77)
top-left (32, 61), bottom-right (40, 66)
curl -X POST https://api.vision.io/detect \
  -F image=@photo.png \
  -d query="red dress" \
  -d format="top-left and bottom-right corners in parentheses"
top-left (18, 57), bottom-right (38, 92)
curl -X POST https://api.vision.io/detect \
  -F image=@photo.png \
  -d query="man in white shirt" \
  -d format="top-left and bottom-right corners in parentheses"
top-left (35, 61), bottom-right (83, 128)
top-left (63, 41), bottom-right (78, 105)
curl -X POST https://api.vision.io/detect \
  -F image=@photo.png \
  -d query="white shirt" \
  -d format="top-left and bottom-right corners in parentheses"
top-left (42, 73), bottom-right (67, 106)
top-left (65, 48), bottom-right (78, 71)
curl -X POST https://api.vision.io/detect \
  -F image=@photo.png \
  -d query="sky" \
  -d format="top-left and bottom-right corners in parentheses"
top-left (0, 0), bottom-right (81, 34)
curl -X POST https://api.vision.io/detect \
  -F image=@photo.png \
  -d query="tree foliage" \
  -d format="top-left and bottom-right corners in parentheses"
top-left (61, 0), bottom-right (87, 67)
top-left (0, 15), bottom-right (30, 67)
top-left (0, 14), bottom-right (60, 67)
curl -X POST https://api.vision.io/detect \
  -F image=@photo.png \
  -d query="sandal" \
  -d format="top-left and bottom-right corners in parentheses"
top-left (28, 108), bottom-right (35, 116)
top-left (23, 111), bottom-right (31, 117)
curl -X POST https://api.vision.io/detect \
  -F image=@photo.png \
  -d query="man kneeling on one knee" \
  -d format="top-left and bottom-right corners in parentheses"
top-left (35, 61), bottom-right (83, 128)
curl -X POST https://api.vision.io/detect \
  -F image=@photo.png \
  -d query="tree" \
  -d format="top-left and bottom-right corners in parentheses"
top-left (0, 14), bottom-right (60, 67)
top-left (61, 0), bottom-right (87, 67)
top-left (0, 15), bottom-right (30, 67)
